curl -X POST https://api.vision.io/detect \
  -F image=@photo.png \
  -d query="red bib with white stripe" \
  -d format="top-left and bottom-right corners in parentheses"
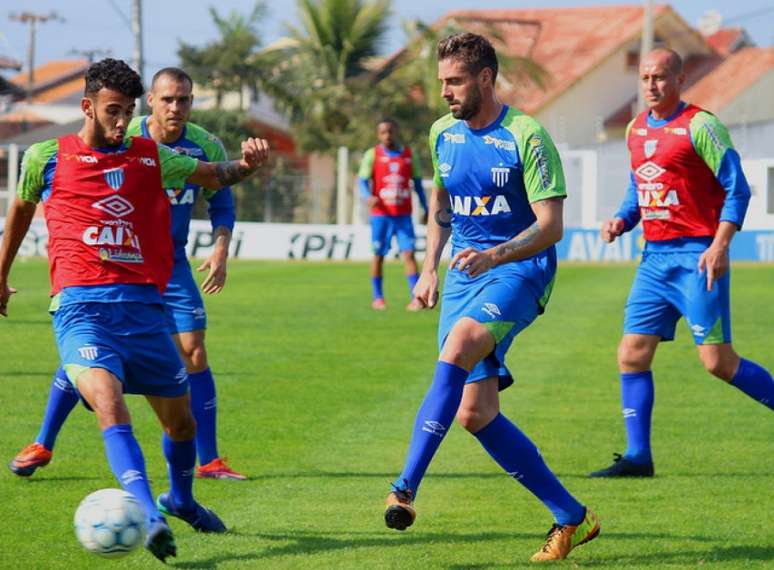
top-left (45, 134), bottom-right (173, 295)
top-left (627, 104), bottom-right (725, 241)
top-left (371, 145), bottom-right (414, 216)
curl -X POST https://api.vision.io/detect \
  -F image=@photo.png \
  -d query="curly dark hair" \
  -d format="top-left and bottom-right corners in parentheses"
top-left (84, 58), bottom-right (144, 98)
top-left (437, 32), bottom-right (498, 82)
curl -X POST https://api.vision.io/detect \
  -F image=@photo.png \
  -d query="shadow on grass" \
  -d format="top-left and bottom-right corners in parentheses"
top-left (172, 530), bottom-right (772, 569)
top-left (242, 470), bottom-right (504, 481)
top-left (21, 475), bottom-right (102, 483)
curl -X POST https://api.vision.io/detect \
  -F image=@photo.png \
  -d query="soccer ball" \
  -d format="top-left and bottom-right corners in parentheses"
top-left (74, 489), bottom-right (146, 558)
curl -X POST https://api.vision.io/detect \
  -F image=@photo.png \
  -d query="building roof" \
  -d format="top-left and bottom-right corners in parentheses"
top-left (684, 47), bottom-right (774, 113)
top-left (437, 4), bottom-right (701, 114)
top-left (704, 27), bottom-right (752, 56)
top-left (0, 56), bottom-right (22, 71)
top-left (10, 59), bottom-right (88, 103)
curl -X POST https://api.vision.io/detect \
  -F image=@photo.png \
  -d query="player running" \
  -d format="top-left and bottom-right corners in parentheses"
top-left (384, 34), bottom-right (599, 562)
top-left (9, 67), bottom-right (246, 481)
top-left (590, 48), bottom-right (774, 478)
top-left (358, 118), bottom-right (428, 310)
top-left (0, 59), bottom-right (269, 562)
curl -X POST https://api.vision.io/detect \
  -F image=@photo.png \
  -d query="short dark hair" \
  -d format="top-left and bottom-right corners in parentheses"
top-left (151, 67), bottom-right (193, 90)
top-left (84, 58), bottom-right (144, 98)
top-left (437, 32), bottom-right (498, 83)
top-left (378, 117), bottom-right (397, 127)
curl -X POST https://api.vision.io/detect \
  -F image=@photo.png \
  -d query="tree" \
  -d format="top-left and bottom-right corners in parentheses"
top-left (178, 2), bottom-right (267, 109)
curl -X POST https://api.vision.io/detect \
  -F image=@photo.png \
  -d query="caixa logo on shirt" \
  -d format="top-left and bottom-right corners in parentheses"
top-left (452, 195), bottom-right (511, 216)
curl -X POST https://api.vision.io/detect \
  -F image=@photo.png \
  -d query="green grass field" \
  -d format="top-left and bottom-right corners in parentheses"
top-left (0, 259), bottom-right (772, 569)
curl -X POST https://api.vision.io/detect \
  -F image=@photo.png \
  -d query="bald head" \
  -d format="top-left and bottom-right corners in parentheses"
top-left (642, 48), bottom-right (683, 75)
top-left (639, 48), bottom-right (685, 118)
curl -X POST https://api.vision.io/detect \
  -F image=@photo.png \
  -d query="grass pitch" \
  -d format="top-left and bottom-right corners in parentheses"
top-left (0, 259), bottom-right (772, 569)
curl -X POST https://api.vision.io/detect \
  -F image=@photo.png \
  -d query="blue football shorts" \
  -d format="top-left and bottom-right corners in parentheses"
top-left (624, 250), bottom-right (731, 345)
top-left (438, 252), bottom-right (556, 390)
top-left (163, 258), bottom-right (207, 334)
top-left (53, 301), bottom-right (189, 397)
top-left (370, 214), bottom-right (416, 256)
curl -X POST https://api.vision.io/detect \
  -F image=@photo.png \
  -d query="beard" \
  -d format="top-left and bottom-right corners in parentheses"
top-left (450, 87), bottom-right (482, 120)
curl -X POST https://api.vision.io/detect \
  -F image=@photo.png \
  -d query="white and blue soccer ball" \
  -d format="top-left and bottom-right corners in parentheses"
top-left (74, 489), bottom-right (146, 558)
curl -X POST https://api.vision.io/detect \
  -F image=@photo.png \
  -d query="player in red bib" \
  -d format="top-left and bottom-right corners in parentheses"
top-left (591, 48), bottom-right (774, 478)
top-left (0, 59), bottom-right (269, 561)
top-left (358, 118), bottom-right (428, 310)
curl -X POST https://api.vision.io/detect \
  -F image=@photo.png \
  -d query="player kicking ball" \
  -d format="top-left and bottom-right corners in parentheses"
top-left (384, 34), bottom-right (599, 562)
top-left (0, 59), bottom-right (268, 561)
top-left (10, 67), bottom-right (246, 482)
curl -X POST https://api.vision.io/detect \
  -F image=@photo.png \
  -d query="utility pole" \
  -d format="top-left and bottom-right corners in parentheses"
top-left (9, 11), bottom-right (65, 106)
top-left (637, 0), bottom-right (655, 112)
top-left (131, 0), bottom-right (146, 112)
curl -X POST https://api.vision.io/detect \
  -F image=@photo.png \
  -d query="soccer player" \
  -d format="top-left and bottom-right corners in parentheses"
top-left (9, 67), bottom-right (246, 481)
top-left (358, 118), bottom-right (428, 310)
top-left (384, 34), bottom-right (599, 562)
top-left (0, 59), bottom-right (268, 561)
top-left (590, 48), bottom-right (774, 478)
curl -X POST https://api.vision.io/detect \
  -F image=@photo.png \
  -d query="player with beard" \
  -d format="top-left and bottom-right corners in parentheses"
top-left (0, 59), bottom-right (268, 561)
top-left (383, 33), bottom-right (599, 562)
top-left (9, 67), bottom-right (247, 481)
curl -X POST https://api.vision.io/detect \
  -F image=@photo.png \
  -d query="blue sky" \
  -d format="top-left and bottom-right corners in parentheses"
top-left (2, 0), bottom-right (773, 81)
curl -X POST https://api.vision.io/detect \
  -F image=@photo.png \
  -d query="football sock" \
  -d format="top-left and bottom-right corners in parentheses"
top-left (189, 369), bottom-right (218, 465)
top-left (474, 413), bottom-right (585, 526)
top-left (36, 366), bottom-right (79, 451)
top-left (394, 361), bottom-right (468, 494)
top-left (162, 434), bottom-right (196, 512)
top-left (102, 424), bottom-right (161, 523)
top-left (406, 272), bottom-right (419, 298)
top-left (620, 371), bottom-right (654, 464)
top-left (371, 276), bottom-right (384, 300)
top-left (731, 358), bottom-right (774, 410)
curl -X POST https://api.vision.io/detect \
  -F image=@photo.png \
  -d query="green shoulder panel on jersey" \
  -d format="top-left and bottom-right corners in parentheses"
top-left (186, 121), bottom-right (229, 200)
top-left (502, 108), bottom-right (566, 203)
top-left (126, 116), bottom-right (144, 138)
top-left (358, 147), bottom-right (375, 179)
top-left (17, 139), bottom-right (58, 203)
top-left (690, 111), bottom-right (734, 177)
top-left (428, 113), bottom-right (460, 189)
top-left (157, 143), bottom-right (198, 189)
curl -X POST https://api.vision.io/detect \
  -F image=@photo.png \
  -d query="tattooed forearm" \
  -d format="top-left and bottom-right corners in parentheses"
top-left (215, 161), bottom-right (253, 187)
top-left (495, 222), bottom-right (540, 260)
top-left (434, 207), bottom-right (452, 228)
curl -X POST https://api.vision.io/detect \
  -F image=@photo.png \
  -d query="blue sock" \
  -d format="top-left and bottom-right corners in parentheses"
top-left (36, 366), bottom-right (79, 451)
top-left (395, 361), bottom-right (468, 494)
top-left (731, 358), bottom-right (774, 410)
top-left (102, 424), bottom-right (161, 524)
top-left (162, 434), bottom-right (196, 512)
top-left (474, 413), bottom-right (585, 526)
top-left (189, 369), bottom-right (218, 465)
top-left (620, 371), bottom-right (654, 464)
top-left (371, 276), bottom-right (384, 300)
top-left (406, 273), bottom-right (419, 298)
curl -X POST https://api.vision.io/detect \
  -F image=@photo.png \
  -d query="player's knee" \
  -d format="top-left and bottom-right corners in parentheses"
top-left (442, 321), bottom-right (493, 368)
top-left (180, 342), bottom-right (207, 372)
top-left (164, 412), bottom-right (197, 441)
top-left (456, 406), bottom-right (485, 433)
top-left (617, 340), bottom-right (651, 371)
top-left (700, 351), bottom-right (737, 381)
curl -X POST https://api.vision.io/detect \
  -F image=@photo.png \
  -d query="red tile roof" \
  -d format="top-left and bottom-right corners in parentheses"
top-left (439, 4), bottom-right (673, 114)
top-left (704, 27), bottom-right (749, 56)
top-left (10, 59), bottom-right (88, 103)
top-left (684, 47), bottom-right (774, 113)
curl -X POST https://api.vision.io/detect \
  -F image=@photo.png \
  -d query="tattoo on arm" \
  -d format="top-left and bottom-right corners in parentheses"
top-left (215, 161), bottom-right (252, 187)
top-left (434, 207), bottom-right (452, 228)
top-left (495, 222), bottom-right (539, 259)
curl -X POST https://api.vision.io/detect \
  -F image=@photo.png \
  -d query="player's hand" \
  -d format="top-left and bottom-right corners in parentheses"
top-left (600, 218), bottom-right (625, 243)
top-left (198, 255), bottom-right (227, 295)
top-left (239, 137), bottom-right (270, 171)
top-left (414, 270), bottom-right (439, 309)
top-left (0, 282), bottom-right (17, 317)
top-left (449, 247), bottom-right (496, 278)
top-left (698, 244), bottom-right (729, 292)
top-left (366, 196), bottom-right (380, 208)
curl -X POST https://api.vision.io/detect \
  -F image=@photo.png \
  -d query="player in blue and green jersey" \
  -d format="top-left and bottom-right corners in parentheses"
top-left (383, 34), bottom-right (599, 562)
top-left (591, 49), bottom-right (774, 478)
top-left (0, 59), bottom-right (269, 561)
top-left (9, 67), bottom-right (246, 481)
